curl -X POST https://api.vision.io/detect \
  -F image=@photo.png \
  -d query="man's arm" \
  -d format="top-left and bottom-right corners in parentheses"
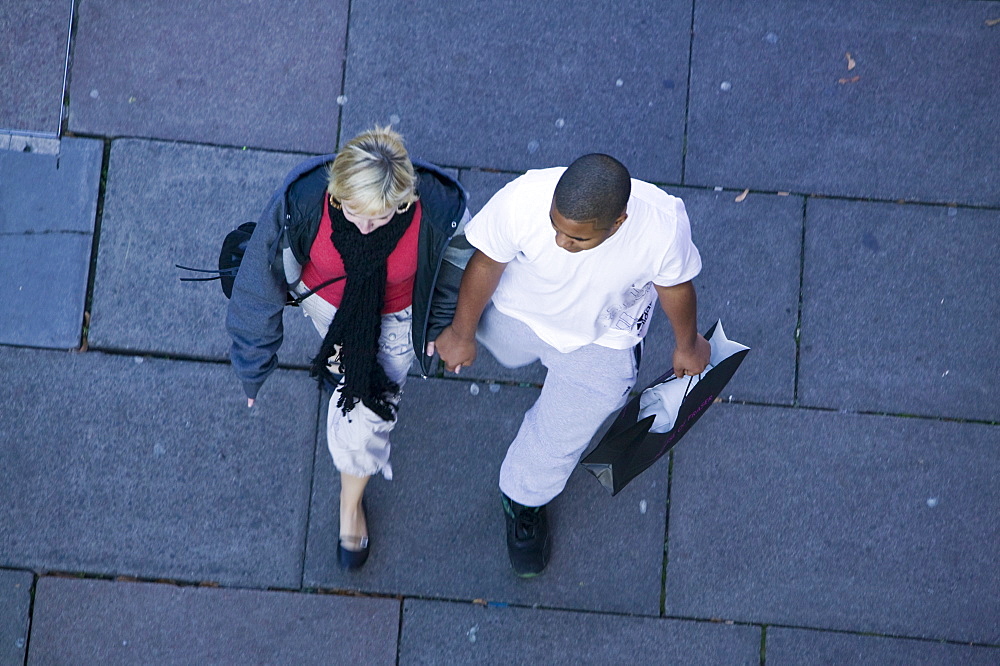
top-left (428, 250), bottom-right (508, 373)
top-left (654, 281), bottom-right (711, 377)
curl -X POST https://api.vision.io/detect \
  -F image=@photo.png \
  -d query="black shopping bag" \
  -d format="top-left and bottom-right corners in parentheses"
top-left (581, 321), bottom-right (750, 495)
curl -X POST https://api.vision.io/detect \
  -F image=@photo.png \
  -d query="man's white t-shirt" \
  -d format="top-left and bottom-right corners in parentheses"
top-left (465, 167), bottom-right (702, 353)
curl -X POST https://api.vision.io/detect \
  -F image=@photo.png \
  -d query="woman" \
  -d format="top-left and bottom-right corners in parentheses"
top-left (226, 127), bottom-right (471, 569)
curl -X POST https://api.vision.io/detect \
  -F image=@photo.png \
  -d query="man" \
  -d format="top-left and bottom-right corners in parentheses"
top-left (433, 154), bottom-right (710, 576)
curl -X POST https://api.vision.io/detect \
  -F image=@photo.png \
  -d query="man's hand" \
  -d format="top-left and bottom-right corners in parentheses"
top-left (673, 334), bottom-right (711, 378)
top-left (430, 325), bottom-right (478, 373)
top-left (655, 281), bottom-right (709, 377)
top-left (430, 250), bottom-right (507, 374)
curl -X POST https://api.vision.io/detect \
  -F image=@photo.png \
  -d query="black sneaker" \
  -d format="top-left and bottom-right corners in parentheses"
top-left (501, 493), bottom-right (551, 577)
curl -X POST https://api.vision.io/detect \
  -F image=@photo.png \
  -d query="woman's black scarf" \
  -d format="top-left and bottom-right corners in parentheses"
top-left (310, 199), bottom-right (416, 421)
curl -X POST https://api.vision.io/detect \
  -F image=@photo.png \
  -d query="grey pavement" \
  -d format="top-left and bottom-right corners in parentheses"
top-left (0, 1), bottom-right (70, 136)
top-left (0, 138), bottom-right (101, 348)
top-left (2, 0), bottom-right (998, 664)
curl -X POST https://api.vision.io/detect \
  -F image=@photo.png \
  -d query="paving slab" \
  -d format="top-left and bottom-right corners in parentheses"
top-left (0, 570), bottom-right (32, 666)
top-left (88, 139), bottom-right (318, 365)
top-left (0, 137), bottom-right (103, 234)
top-left (400, 599), bottom-right (761, 665)
top-left (0, 347), bottom-right (318, 589)
top-left (685, 0), bottom-right (1000, 205)
top-left (637, 188), bottom-right (801, 404)
top-left (342, 0), bottom-right (692, 181)
top-left (665, 404), bottom-right (1000, 644)
top-left (28, 577), bottom-right (399, 665)
top-left (0, 1), bottom-right (70, 135)
top-left (800, 199), bottom-right (999, 421)
top-left (67, 0), bottom-right (348, 153)
top-left (460, 169), bottom-right (521, 219)
top-left (0, 138), bottom-right (102, 348)
top-left (0, 233), bottom-right (93, 349)
top-left (304, 377), bottom-right (669, 616)
top-left (767, 627), bottom-right (1000, 665)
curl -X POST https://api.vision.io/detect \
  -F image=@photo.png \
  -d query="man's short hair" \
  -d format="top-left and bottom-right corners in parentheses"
top-left (553, 154), bottom-right (631, 228)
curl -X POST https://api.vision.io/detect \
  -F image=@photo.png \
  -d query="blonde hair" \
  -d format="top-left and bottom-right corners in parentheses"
top-left (327, 126), bottom-right (417, 216)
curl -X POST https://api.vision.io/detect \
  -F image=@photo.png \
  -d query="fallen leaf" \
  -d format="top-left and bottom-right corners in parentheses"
top-left (846, 51), bottom-right (856, 70)
top-left (986, 18), bottom-right (1000, 27)
top-left (838, 75), bottom-right (861, 84)
top-left (734, 188), bottom-right (749, 202)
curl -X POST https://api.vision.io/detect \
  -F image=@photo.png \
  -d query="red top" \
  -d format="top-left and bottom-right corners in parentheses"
top-left (301, 201), bottom-right (421, 313)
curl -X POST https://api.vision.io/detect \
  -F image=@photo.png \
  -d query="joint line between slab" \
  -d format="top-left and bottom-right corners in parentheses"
top-left (22, 573), bottom-right (38, 666)
top-left (0, 230), bottom-right (91, 237)
top-left (713, 397), bottom-right (998, 427)
top-left (58, 0), bottom-right (79, 136)
top-left (793, 197), bottom-right (807, 404)
top-left (298, 384), bottom-right (325, 590)
top-left (26, 569), bottom-right (1000, 648)
top-left (61, 132), bottom-right (319, 160)
top-left (744, 618), bottom-right (1000, 651)
top-left (394, 598), bottom-right (404, 666)
top-left (660, 450), bottom-right (675, 616)
top-left (335, 0), bottom-right (356, 150)
top-left (80, 139), bottom-right (113, 352)
top-left (25, 342), bottom-right (997, 426)
top-left (679, 0), bottom-right (697, 185)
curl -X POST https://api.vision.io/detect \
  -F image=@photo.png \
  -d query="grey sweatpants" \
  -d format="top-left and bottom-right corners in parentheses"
top-left (477, 306), bottom-right (638, 506)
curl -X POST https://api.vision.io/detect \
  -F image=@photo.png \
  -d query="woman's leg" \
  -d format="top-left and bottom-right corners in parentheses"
top-left (339, 472), bottom-right (370, 550)
top-left (300, 293), bottom-right (416, 552)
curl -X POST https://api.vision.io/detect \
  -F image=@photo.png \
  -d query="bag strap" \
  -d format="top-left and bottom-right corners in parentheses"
top-left (174, 264), bottom-right (237, 282)
top-left (287, 274), bottom-right (346, 306)
top-left (175, 264), bottom-right (345, 306)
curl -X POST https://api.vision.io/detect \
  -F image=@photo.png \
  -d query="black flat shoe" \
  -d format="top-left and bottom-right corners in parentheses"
top-left (337, 535), bottom-right (369, 570)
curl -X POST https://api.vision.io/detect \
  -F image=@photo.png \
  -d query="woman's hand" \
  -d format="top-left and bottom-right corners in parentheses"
top-left (428, 251), bottom-right (506, 374)
top-left (430, 326), bottom-right (478, 373)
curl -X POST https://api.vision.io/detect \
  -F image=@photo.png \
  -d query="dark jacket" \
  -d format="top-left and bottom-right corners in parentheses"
top-left (226, 153), bottom-right (471, 399)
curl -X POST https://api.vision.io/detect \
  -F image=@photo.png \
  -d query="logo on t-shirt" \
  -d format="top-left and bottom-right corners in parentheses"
top-left (634, 301), bottom-right (652, 333)
top-left (606, 283), bottom-right (653, 332)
